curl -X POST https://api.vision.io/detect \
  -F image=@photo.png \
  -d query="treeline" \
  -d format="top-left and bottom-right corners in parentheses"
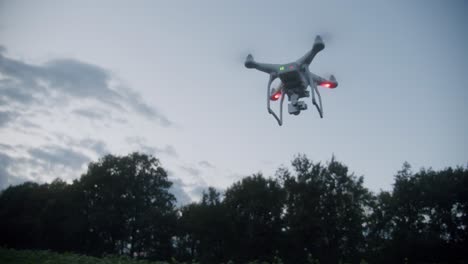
top-left (0, 152), bottom-right (467, 264)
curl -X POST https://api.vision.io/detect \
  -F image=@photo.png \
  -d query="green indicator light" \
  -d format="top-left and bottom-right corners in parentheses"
top-left (279, 66), bottom-right (285, 70)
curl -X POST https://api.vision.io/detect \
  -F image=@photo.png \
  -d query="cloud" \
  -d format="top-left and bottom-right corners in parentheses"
top-left (0, 49), bottom-right (172, 126)
top-left (0, 111), bottom-right (18, 127)
top-left (0, 140), bottom-right (107, 190)
top-left (188, 185), bottom-right (225, 202)
top-left (0, 153), bottom-right (14, 189)
top-left (168, 176), bottom-right (224, 205)
top-left (43, 59), bottom-right (117, 100)
top-left (72, 108), bottom-right (108, 120)
top-left (153, 145), bottom-right (178, 157)
top-left (19, 119), bottom-right (41, 129)
top-left (198, 160), bottom-right (215, 169)
top-left (0, 47), bottom-right (176, 192)
top-left (179, 165), bottom-right (201, 177)
top-left (126, 137), bottom-right (178, 158)
top-left (0, 143), bottom-right (13, 150)
top-left (0, 81), bottom-right (35, 104)
top-left (28, 145), bottom-right (91, 170)
top-left (51, 134), bottom-right (110, 158)
top-left (189, 185), bottom-right (207, 200)
top-left (0, 153), bottom-right (28, 190)
top-left (79, 139), bottom-right (109, 156)
top-left (169, 178), bottom-right (193, 206)
top-left (115, 85), bottom-right (172, 127)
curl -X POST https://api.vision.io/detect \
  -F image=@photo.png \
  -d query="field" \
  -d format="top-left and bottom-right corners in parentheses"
top-left (0, 248), bottom-right (169, 264)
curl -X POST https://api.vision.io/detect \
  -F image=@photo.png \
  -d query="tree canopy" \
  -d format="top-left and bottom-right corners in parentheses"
top-left (0, 152), bottom-right (467, 264)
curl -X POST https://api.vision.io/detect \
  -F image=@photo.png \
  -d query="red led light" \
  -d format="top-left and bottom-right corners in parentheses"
top-left (319, 81), bottom-right (337, 89)
top-left (271, 91), bottom-right (281, 101)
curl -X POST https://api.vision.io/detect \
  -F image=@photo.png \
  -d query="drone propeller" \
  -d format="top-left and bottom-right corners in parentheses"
top-left (244, 54), bottom-right (255, 68)
top-left (315, 31), bottom-right (334, 44)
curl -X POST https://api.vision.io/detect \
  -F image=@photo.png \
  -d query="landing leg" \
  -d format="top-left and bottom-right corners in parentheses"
top-left (267, 74), bottom-right (284, 126)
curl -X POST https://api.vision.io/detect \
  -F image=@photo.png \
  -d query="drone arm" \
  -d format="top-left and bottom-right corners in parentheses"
top-left (308, 72), bottom-right (326, 83)
top-left (309, 72), bottom-right (339, 88)
top-left (296, 36), bottom-right (325, 66)
top-left (252, 62), bottom-right (281, 74)
top-left (245, 54), bottom-right (280, 74)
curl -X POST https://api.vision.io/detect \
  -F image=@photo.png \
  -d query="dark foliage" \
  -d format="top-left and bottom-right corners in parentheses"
top-left (0, 153), bottom-right (467, 264)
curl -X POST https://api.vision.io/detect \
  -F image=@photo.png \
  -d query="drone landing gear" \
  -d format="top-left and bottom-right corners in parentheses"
top-left (309, 79), bottom-right (324, 119)
top-left (267, 75), bottom-right (312, 125)
top-left (267, 75), bottom-right (285, 126)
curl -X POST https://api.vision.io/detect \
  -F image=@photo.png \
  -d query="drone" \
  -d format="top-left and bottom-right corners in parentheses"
top-left (244, 35), bottom-right (338, 126)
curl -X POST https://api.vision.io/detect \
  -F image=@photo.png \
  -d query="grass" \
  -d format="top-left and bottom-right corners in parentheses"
top-left (0, 248), bottom-right (292, 264)
top-left (0, 248), bottom-right (169, 264)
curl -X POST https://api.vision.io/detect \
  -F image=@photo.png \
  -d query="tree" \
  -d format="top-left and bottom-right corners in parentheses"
top-left (223, 173), bottom-right (285, 263)
top-left (39, 179), bottom-right (87, 252)
top-left (364, 190), bottom-right (394, 263)
top-left (364, 162), bottom-right (468, 264)
top-left (279, 155), bottom-right (371, 264)
top-left (1, 152), bottom-right (467, 264)
top-left (176, 187), bottom-right (228, 263)
top-left (77, 152), bottom-right (177, 259)
top-left (376, 163), bottom-right (468, 263)
top-left (0, 182), bottom-right (45, 249)
top-left (0, 178), bottom-right (89, 253)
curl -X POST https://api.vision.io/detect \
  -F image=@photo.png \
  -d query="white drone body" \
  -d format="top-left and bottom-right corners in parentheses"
top-left (245, 35), bottom-right (338, 126)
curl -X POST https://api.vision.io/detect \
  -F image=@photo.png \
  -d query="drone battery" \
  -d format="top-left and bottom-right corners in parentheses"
top-left (279, 70), bottom-right (306, 89)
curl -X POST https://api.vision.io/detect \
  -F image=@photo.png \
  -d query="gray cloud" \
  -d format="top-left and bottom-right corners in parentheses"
top-left (0, 153), bottom-right (28, 190)
top-left (189, 185), bottom-right (225, 202)
top-left (0, 49), bottom-right (171, 126)
top-left (169, 178), bottom-right (193, 206)
top-left (28, 145), bottom-right (91, 170)
top-left (52, 134), bottom-right (109, 157)
top-left (153, 145), bottom-right (178, 157)
top-left (142, 145), bottom-right (178, 158)
top-left (43, 59), bottom-right (117, 100)
top-left (179, 165), bottom-right (201, 177)
top-left (168, 177), bottom-right (224, 205)
top-left (19, 119), bottom-right (41, 129)
top-left (0, 111), bottom-right (18, 127)
top-left (126, 136), bottom-right (178, 158)
top-left (79, 139), bottom-right (109, 156)
top-left (198, 160), bottom-right (215, 169)
top-left (0, 153), bottom-right (14, 190)
top-left (115, 86), bottom-right (172, 127)
top-left (189, 185), bottom-right (207, 200)
top-left (0, 143), bottom-right (13, 150)
top-left (0, 81), bottom-right (35, 104)
top-left (72, 108), bottom-right (108, 120)
top-left (0, 141), bottom-right (105, 190)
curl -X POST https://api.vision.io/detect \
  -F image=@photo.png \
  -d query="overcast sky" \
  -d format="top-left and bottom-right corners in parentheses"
top-left (1, 0), bottom-right (467, 204)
